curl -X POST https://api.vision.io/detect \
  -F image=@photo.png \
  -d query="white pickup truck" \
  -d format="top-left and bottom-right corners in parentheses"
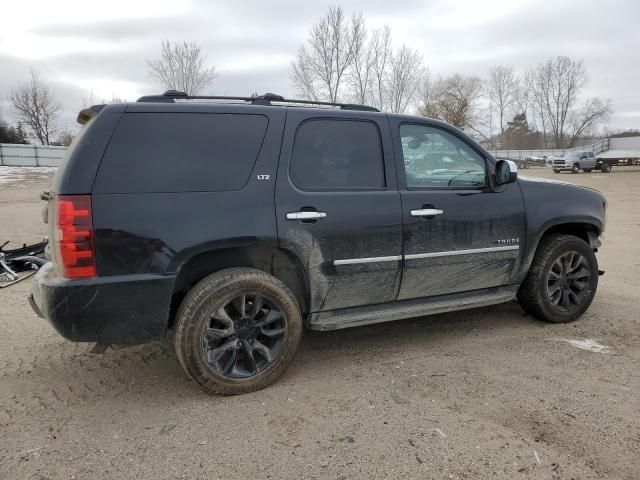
top-left (552, 151), bottom-right (611, 173)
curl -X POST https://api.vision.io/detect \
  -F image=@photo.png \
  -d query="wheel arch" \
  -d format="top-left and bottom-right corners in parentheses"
top-left (541, 221), bottom-right (600, 246)
top-left (169, 242), bottom-right (309, 329)
top-left (517, 219), bottom-right (602, 283)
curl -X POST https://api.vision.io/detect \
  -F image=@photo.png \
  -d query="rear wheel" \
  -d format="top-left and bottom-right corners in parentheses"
top-left (584, 168), bottom-right (593, 173)
top-left (174, 268), bottom-right (302, 394)
top-left (602, 163), bottom-right (611, 173)
top-left (571, 163), bottom-right (580, 174)
top-left (518, 234), bottom-right (598, 323)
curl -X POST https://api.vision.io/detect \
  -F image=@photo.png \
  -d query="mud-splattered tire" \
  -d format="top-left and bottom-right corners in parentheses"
top-left (517, 234), bottom-right (598, 323)
top-left (571, 163), bottom-right (580, 174)
top-left (174, 268), bottom-right (302, 395)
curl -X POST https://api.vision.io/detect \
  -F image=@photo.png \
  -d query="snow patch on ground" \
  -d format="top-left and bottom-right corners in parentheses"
top-left (0, 166), bottom-right (57, 185)
top-left (554, 338), bottom-right (611, 353)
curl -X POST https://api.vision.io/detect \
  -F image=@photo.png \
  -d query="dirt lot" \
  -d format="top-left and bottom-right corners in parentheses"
top-left (1, 166), bottom-right (639, 480)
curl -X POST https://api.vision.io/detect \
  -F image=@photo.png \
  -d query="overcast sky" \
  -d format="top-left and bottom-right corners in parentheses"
top-left (1, 0), bottom-right (639, 132)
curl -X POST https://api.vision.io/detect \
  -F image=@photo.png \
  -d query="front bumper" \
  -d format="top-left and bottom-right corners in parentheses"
top-left (30, 262), bottom-right (175, 344)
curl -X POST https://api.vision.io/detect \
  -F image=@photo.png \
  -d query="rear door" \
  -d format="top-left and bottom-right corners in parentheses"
top-left (391, 119), bottom-right (526, 300)
top-left (275, 109), bottom-right (402, 312)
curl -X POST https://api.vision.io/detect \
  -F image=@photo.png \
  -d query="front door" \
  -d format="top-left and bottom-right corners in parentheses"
top-left (391, 121), bottom-right (526, 300)
top-left (276, 110), bottom-right (402, 312)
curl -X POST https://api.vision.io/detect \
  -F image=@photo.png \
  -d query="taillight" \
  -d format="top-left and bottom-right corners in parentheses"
top-left (56, 195), bottom-right (96, 278)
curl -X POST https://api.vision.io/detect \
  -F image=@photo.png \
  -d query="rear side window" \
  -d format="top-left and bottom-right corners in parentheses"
top-left (289, 119), bottom-right (385, 190)
top-left (94, 113), bottom-right (268, 193)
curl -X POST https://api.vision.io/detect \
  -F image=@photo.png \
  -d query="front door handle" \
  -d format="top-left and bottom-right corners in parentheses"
top-left (286, 211), bottom-right (327, 220)
top-left (410, 208), bottom-right (444, 217)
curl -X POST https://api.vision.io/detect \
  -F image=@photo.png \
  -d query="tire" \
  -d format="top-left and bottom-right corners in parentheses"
top-left (584, 168), bottom-right (592, 173)
top-left (174, 268), bottom-right (302, 395)
top-left (553, 169), bottom-right (560, 174)
top-left (517, 234), bottom-right (598, 323)
top-left (602, 163), bottom-right (611, 173)
top-left (571, 163), bottom-right (580, 174)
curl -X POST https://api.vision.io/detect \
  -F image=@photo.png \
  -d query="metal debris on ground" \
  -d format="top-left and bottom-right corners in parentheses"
top-left (0, 239), bottom-right (48, 288)
top-left (533, 450), bottom-right (541, 464)
top-left (554, 338), bottom-right (611, 353)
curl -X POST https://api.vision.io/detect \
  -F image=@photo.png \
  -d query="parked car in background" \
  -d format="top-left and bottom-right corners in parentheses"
top-left (552, 151), bottom-right (611, 173)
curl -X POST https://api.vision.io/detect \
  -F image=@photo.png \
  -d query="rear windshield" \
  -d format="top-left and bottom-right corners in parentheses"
top-left (93, 113), bottom-right (268, 193)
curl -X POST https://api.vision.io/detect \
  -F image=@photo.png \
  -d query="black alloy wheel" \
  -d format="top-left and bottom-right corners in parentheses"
top-left (546, 251), bottom-right (592, 314)
top-left (201, 292), bottom-right (286, 379)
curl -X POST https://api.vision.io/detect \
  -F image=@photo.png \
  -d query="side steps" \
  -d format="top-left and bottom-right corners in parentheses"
top-left (307, 286), bottom-right (519, 331)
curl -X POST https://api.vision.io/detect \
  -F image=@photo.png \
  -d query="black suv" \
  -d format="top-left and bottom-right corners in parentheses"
top-left (30, 91), bottom-right (607, 394)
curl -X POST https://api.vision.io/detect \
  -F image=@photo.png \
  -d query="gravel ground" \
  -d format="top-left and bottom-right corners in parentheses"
top-left (0, 167), bottom-right (639, 480)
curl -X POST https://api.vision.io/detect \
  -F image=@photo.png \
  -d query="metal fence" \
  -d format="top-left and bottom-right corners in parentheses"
top-left (0, 143), bottom-right (66, 167)
top-left (487, 138), bottom-right (611, 161)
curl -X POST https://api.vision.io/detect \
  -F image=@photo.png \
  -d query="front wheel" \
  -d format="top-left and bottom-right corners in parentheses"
top-left (518, 234), bottom-right (598, 323)
top-left (174, 268), bottom-right (302, 394)
top-left (571, 163), bottom-right (580, 174)
top-left (553, 169), bottom-right (560, 174)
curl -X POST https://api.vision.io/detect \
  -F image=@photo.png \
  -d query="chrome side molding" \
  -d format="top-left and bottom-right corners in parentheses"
top-left (334, 245), bottom-right (519, 266)
top-left (405, 245), bottom-right (519, 260)
top-left (333, 255), bottom-right (402, 266)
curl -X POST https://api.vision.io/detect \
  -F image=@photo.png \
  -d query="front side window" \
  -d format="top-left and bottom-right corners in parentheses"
top-left (400, 124), bottom-right (487, 188)
top-left (290, 119), bottom-right (385, 190)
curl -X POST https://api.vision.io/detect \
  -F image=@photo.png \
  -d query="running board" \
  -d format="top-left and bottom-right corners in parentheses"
top-left (307, 286), bottom-right (519, 331)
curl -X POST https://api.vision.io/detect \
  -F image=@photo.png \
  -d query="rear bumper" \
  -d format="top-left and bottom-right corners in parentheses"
top-left (30, 262), bottom-right (175, 344)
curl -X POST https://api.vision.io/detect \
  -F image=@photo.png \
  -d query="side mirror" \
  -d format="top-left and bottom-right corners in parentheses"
top-left (495, 160), bottom-right (517, 186)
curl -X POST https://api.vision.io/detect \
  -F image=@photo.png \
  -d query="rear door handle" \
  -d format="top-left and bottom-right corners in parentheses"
top-left (286, 211), bottom-right (327, 220)
top-left (410, 208), bottom-right (444, 217)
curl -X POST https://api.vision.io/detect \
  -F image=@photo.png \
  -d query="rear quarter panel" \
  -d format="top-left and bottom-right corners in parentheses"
top-left (91, 107), bottom-right (285, 277)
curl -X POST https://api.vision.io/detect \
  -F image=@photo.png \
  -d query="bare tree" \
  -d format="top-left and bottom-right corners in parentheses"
top-left (369, 26), bottom-right (392, 110)
top-left (348, 19), bottom-right (373, 104)
top-left (527, 56), bottom-right (611, 148)
top-left (417, 74), bottom-right (484, 132)
top-left (487, 65), bottom-right (519, 140)
top-left (539, 56), bottom-right (586, 148)
top-left (386, 45), bottom-right (425, 113)
top-left (524, 68), bottom-right (548, 147)
top-left (9, 68), bottom-right (61, 145)
top-left (568, 97), bottom-right (612, 147)
top-left (291, 11), bottom-right (424, 112)
top-left (417, 71), bottom-right (434, 112)
top-left (147, 40), bottom-right (217, 95)
top-left (290, 7), bottom-right (362, 102)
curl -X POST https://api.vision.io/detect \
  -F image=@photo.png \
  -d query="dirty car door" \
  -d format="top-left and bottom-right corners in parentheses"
top-left (275, 110), bottom-right (402, 312)
top-left (392, 120), bottom-right (526, 300)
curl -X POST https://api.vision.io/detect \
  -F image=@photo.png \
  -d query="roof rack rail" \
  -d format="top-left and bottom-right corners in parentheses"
top-left (136, 90), bottom-right (380, 112)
